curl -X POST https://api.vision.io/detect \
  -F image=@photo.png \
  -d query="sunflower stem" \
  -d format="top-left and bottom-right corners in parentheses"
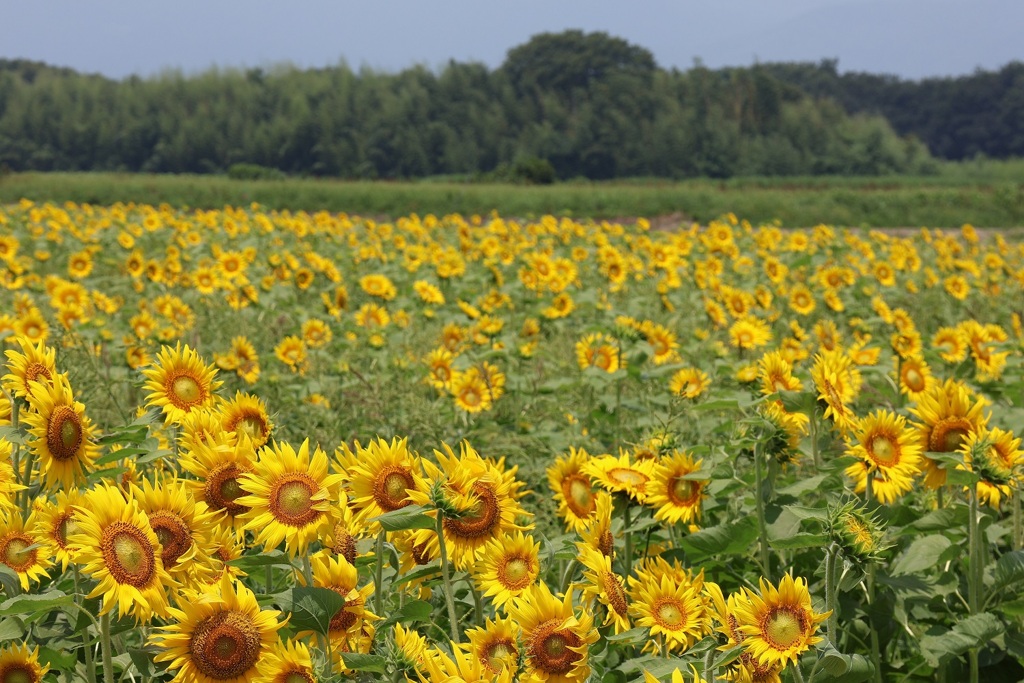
top-left (968, 481), bottom-right (982, 683)
top-left (704, 647), bottom-right (717, 683)
top-left (622, 499), bottom-right (633, 579)
top-left (753, 440), bottom-right (771, 579)
top-left (792, 663), bottom-right (806, 683)
top-left (470, 584), bottom-right (484, 626)
top-left (100, 610), bottom-right (114, 683)
top-left (559, 559), bottom-right (578, 594)
top-left (824, 543), bottom-right (839, 647)
top-left (374, 530), bottom-right (385, 616)
top-left (435, 512), bottom-right (461, 644)
top-left (74, 566), bottom-right (98, 683)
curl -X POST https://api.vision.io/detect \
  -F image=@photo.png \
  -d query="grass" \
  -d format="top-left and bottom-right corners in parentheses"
top-left (1, 164), bottom-right (1023, 227)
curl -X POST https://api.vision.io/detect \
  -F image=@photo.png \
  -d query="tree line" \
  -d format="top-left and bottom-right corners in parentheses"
top-left (0, 31), bottom-right (1013, 181)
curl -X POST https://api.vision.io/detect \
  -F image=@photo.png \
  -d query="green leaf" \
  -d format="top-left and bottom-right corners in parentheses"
top-left (0, 592), bottom-right (74, 617)
top-left (891, 535), bottom-right (952, 575)
top-left (392, 599), bottom-right (433, 624)
top-left (677, 516), bottom-right (758, 563)
top-left (769, 532), bottom-right (828, 549)
top-left (371, 505), bottom-right (435, 532)
top-left (777, 473), bottom-right (829, 497)
top-left (908, 507), bottom-right (967, 532)
top-left (278, 587), bottom-right (347, 637)
top-left (604, 626), bottom-right (648, 643)
top-left (919, 612), bottom-right (1003, 666)
top-left (226, 549), bottom-right (293, 570)
top-left (339, 652), bottom-right (387, 673)
top-left (814, 643), bottom-right (874, 682)
top-left (778, 390), bottom-right (816, 416)
top-left (0, 618), bottom-right (24, 641)
top-left (0, 566), bottom-right (20, 598)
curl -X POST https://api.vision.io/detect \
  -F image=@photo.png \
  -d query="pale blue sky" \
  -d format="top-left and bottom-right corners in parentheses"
top-left (2, 0), bottom-right (1021, 80)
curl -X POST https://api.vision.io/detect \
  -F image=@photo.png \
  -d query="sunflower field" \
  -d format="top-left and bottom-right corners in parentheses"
top-left (0, 200), bottom-right (1022, 683)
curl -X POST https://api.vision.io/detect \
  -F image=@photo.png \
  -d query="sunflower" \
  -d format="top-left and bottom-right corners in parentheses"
top-left (704, 582), bottom-right (783, 683)
top-left (732, 573), bottom-right (829, 669)
top-left (2, 336), bottom-right (56, 399)
top-left (646, 451), bottom-right (707, 525)
top-left (575, 333), bottom-right (622, 373)
top-left (22, 373), bottom-right (98, 487)
top-left (450, 368), bottom-right (493, 413)
top-left (896, 354), bottom-right (933, 403)
top-left (409, 441), bottom-right (531, 570)
top-left (547, 447), bottom-right (598, 533)
top-left (133, 477), bottom-right (217, 584)
top-left (413, 280), bottom-right (446, 305)
top-left (321, 493), bottom-right (362, 564)
top-left (844, 410), bottom-right (922, 504)
top-left (13, 309), bottom-right (48, 345)
top-left (758, 351), bottom-right (801, 396)
top-left (932, 326), bottom-right (968, 363)
top-left (421, 643), bottom-right (515, 683)
top-left (729, 317), bottom-right (773, 351)
top-left (582, 451), bottom-right (655, 503)
top-left (393, 623), bottom-right (430, 677)
top-left (299, 551), bottom-right (377, 647)
top-left (465, 616), bottom-right (522, 676)
top-left (237, 438), bottom-right (342, 557)
top-left (960, 428), bottom-right (1023, 508)
top-left (151, 573), bottom-right (283, 683)
top-left (274, 336), bottom-right (307, 373)
top-left (220, 391), bottom-right (273, 449)
top-left (424, 347), bottom-right (456, 390)
top-left (0, 510), bottom-right (52, 591)
top-left (179, 438), bottom-right (256, 534)
top-left (0, 440), bottom-right (23, 515)
top-left (142, 343), bottom-right (222, 424)
top-left (71, 484), bottom-right (175, 621)
top-left (472, 530), bottom-right (540, 609)
top-left (341, 437), bottom-right (423, 533)
top-left (360, 274), bottom-right (397, 300)
top-left (629, 573), bottom-right (709, 653)
top-left (34, 488), bottom-right (82, 571)
top-left (0, 642), bottom-right (49, 683)
top-left (810, 350), bottom-right (860, 434)
top-left (641, 322), bottom-right (680, 365)
top-left (909, 379), bottom-right (989, 489)
top-left (255, 638), bottom-right (318, 683)
top-left (576, 544), bottom-right (631, 633)
top-left (204, 524), bottom-right (247, 586)
top-left (669, 367), bottom-right (711, 399)
top-left (507, 582), bottom-right (599, 683)
top-left (579, 491), bottom-right (615, 558)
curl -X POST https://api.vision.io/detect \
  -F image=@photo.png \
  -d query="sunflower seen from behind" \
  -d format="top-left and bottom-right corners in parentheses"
top-left (237, 438), bottom-right (342, 557)
top-left (151, 572), bottom-right (282, 683)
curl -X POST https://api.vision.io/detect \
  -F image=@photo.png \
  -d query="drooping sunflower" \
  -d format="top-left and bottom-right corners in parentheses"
top-left (547, 447), bottom-right (598, 533)
top-left (0, 510), bottom-right (52, 591)
top-left (142, 343), bottom-right (222, 424)
top-left (732, 573), bottom-right (829, 669)
top-left (465, 616), bottom-right (522, 677)
top-left (646, 451), bottom-right (707, 525)
top-left (219, 391), bottom-right (273, 449)
top-left (810, 350), bottom-right (861, 434)
top-left (2, 336), bottom-right (57, 399)
top-left (71, 484), bottom-right (175, 622)
top-left (178, 438), bottom-right (255, 534)
top-left (23, 373), bottom-right (98, 487)
top-left (421, 643), bottom-right (515, 683)
top-left (408, 441), bottom-right (531, 570)
top-left (576, 544), bottom-right (631, 634)
top-left (321, 492), bottom-right (363, 564)
top-left (151, 573), bottom-right (283, 683)
top-left (132, 477), bottom-right (218, 585)
top-left (0, 642), bottom-right (49, 683)
top-left (960, 428), bottom-right (1023, 508)
top-left (578, 491), bottom-right (615, 558)
top-left (255, 638), bottom-right (318, 683)
top-left (237, 438), bottom-right (342, 557)
top-left (909, 379), bottom-right (989, 489)
top-left (844, 410), bottom-right (923, 504)
top-left (507, 582), bottom-right (599, 683)
top-left (582, 451), bottom-right (655, 503)
top-left (472, 530), bottom-right (540, 610)
top-left (33, 488), bottom-right (81, 570)
top-left (340, 437), bottom-right (423, 533)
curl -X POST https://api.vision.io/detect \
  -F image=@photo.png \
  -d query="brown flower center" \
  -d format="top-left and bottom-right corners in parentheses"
top-left (605, 571), bottom-right (629, 616)
top-left (371, 466), bottom-right (413, 512)
top-left (869, 434), bottom-right (900, 467)
top-left (669, 477), bottom-right (700, 507)
top-left (24, 361), bottom-right (52, 386)
top-left (529, 618), bottom-right (582, 675)
top-left (608, 468), bottom-right (648, 489)
top-left (190, 610), bottom-right (262, 679)
top-left (328, 589), bottom-right (358, 633)
top-left (100, 521), bottom-right (156, 587)
top-left (444, 482), bottom-right (500, 539)
top-left (497, 555), bottom-right (534, 591)
top-left (654, 599), bottom-right (685, 628)
top-left (205, 464), bottom-right (250, 516)
top-left (271, 474), bottom-right (321, 527)
top-left (761, 606), bottom-right (808, 650)
top-left (562, 475), bottom-right (595, 518)
top-left (169, 374), bottom-right (204, 409)
top-left (930, 418), bottom-right (973, 453)
top-left (0, 534), bottom-right (37, 572)
top-left (148, 510), bottom-right (193, 568)
top-left (483, 639), bottom-right (518, 673)
top-left (0, 665), bottom-right (38, 683)
top-left (46, 406), bottom-right (83, 461)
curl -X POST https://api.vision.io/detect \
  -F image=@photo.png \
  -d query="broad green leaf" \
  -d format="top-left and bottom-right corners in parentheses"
top-left (891, 535), bottom-right (952, 576)
top-left (677, 516), bottom-right (758, 563)
top-left (339, 653), bottom-right (387, 673)
top-left (919, 612), bottom-right (1003, 666)
top-left (278, 587), bottom-right (347, 637)
top-left (604, 626), bottom-right (648, 643)
top-left (371, 505), bottom-right (435, 532)
top-left (0, 618), bottom-right (24, 641)
top-left (0, 592), bottom-right (74, 617)
top-left (814, 642), bottom-right (874, 682)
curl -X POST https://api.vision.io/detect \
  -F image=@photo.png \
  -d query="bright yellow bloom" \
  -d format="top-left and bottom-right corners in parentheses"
top-left (732, 573), bottom-right (829, 669)
top-left (142, 343), bottom-right (222, 424)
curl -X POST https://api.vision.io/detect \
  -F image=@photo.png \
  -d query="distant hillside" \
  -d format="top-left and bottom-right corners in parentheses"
top-left (0, 30), bottom-right (1017, 179)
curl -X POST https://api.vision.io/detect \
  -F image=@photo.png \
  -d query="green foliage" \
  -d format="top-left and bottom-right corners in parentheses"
top-left (227, 163), bottom-right (286, 181)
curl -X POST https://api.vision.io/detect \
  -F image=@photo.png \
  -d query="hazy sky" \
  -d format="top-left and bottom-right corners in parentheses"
top-left (3, 0), bottom-right (1021, 80)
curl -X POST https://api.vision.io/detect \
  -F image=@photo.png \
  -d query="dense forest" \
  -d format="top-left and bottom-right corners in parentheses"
top-left (0, 31), bottom-right (1019, 180)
